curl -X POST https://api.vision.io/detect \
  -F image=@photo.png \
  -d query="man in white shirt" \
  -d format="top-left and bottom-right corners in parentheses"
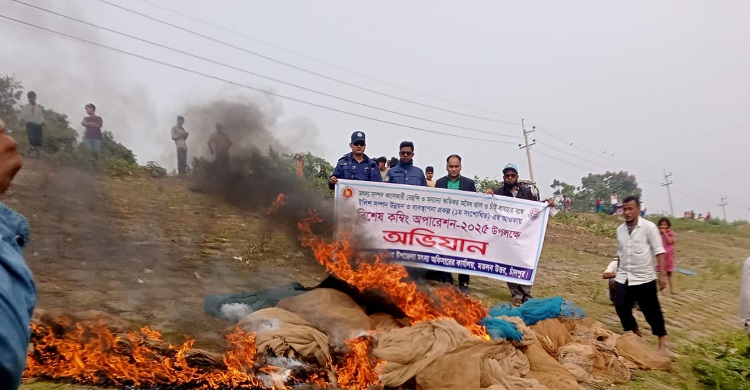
top-left (740, 256), bottom-right (750, 339)
top-left (614, 196), bottom-right (669, 353)
top-left (170, 115), bottom-right (189, 175)
top-left (19, 91), bottom-right (45, 158)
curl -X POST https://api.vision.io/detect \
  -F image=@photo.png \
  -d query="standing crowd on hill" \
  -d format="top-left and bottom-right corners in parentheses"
top-left (17, 91), bottom-right (104, 157)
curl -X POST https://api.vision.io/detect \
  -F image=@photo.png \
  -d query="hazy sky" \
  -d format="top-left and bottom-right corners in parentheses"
top-left (1, 0), bottom-right (748, 220)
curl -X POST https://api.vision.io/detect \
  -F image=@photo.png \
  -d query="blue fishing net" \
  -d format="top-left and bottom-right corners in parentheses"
top-left (480, 317), bottom-right (524, 341)
top-left (486, 296), bottom-right (585, 328)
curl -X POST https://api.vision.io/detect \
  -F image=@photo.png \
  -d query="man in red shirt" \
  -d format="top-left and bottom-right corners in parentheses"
top-left (81, 103), bottom-right (103, 154)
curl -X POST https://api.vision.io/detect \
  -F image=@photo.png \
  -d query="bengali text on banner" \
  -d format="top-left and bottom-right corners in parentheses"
top-left (333, 179), bottom-right (550, 285)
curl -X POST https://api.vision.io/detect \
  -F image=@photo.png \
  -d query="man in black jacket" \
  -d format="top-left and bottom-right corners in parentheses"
top-left (484, 163), bottom-right (554, 306)
top-left (434, 154), bottom-right (476, 293)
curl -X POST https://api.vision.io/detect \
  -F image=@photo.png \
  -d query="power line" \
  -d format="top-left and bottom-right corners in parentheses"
top-left (669, 186), bottom-right (715, 207)
top-left (535, 144), bottom-right (666, 189)
top-left (661, 169), bottom-right (674, 216)
top-left (519, 119), bottom-right (536, 183)
top-left (537, 141), bottom-right (616, 172)
top-left (719, 196), bottom-right (728, 221)
top-left (12, 0), bottom-right (519, 139)
top-left (0, 13), bottom-right (520, 146)
top-left (536, 140), bottom-right (664, 185)
top-left (95, 0), bottom-right (523, 126)
top-left (533, 148), bottom-right (595, 172)
top-left (133, 0), bottom-right (523, 122)
top-left (534, 127), bottom-right (663, 175)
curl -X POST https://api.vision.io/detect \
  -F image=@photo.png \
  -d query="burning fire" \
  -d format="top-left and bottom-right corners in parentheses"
top-left (297, 211), bottom-right (489, 336)
top-left (335, 336), bottom-right (381, 389)
top-left (267, 193), bottom-right (288, 215)
top-left (26, 193), bottom-right (490, 389)
top-left (25, 319), bottom-right (266, 389)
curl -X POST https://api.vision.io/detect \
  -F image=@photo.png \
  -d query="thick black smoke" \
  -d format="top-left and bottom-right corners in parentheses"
top-left (183, 98), bottom-right (335, 239)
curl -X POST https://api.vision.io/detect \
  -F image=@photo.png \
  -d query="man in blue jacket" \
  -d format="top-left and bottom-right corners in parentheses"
top-left (434, 154), bottom-right (477, 293)
top-left (0, 117), bottom-right (36, 390)
top-left (329, 131), bottom-right (381, 189)
top-left (386, 141), bottom-right (427, 186)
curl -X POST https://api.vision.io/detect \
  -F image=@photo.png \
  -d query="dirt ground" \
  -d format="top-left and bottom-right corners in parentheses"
top-left (7, 160), bottom-right (750, 390)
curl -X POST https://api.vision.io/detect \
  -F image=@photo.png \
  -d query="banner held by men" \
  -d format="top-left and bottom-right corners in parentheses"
top-left (334, 179), bottom-right (550, 285)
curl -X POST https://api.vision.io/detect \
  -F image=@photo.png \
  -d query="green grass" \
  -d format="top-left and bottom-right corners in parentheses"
top-left (660, 217), bottom-right (748, 236)
top-left (686, 332), bottom-right (750, 389)
top-left (552, 212), bottom-right (750, 239)
top-left (552, 212), bottom-right (621, 236)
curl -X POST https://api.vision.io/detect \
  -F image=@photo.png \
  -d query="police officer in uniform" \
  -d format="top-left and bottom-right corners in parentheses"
top-left (329, 131), bottom-right (382, 189)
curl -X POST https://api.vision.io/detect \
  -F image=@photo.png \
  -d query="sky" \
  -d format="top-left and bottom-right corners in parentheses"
top-left (1, 0), bottom-right (748, 221)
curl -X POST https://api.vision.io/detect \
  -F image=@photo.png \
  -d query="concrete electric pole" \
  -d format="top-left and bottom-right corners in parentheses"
top-left (662, 169), bottom-right (674, 216)
top-left (519, 119), bottom-right (536, 183)
top-left (719, 196), bottom-right (728, 221)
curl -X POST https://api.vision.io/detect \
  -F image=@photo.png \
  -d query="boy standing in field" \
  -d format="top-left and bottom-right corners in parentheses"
top-left (81, 103), bottom-right (103, 154)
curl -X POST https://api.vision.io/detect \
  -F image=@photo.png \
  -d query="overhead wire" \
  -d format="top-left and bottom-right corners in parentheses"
top-left (4, 5), bottom-right (742, 216)
top-left (532, 149), bottom-right (596, 172)
top-left (0, 13), bottom-right (521, 145)
top-left (11, 0), bottom-right (520, 139)
top-left (533, 126), bottom-right (664, 175)
top-left (535, 141), bottom-right (662, 181)
top-left (536, 142), bottom-right (619, 172)
top-left (95, 0), bottom-right (523, 126)
top-left (669, 186), bottom-right (718, 209)
top-left (133, 0), bottom-right (523, 122)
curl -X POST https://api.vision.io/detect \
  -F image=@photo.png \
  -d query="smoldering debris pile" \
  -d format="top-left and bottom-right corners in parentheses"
top-left (25, 283), bottom-right (672, 390)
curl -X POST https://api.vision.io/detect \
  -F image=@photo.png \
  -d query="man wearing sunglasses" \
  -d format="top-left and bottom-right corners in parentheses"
top-left (484, 163), bottom-right (555, 306)
top-left (386, 141), bottom-right (427, 186)
top-left (329, 131), bottom-right (382, 189)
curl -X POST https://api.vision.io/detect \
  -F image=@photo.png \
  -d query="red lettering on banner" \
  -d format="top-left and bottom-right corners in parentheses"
top-left (381, 228), bottom-right (489, 255)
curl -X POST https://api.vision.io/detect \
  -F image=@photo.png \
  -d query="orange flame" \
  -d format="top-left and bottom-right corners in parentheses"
top-left (267, 193), bottom-right (288, 215)
top-left (298, 212), bottom-right (488, 336)
top-left (24, 320), bottom-right (269, 389)
top-left (26, 196), bottom-right (492, 390)
top-left (335, 336), bottom-right (381, 389)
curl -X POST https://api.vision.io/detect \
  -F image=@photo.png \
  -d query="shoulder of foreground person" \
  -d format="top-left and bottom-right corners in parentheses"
top-left (640, 217), bottom-right (660, 230)
top-left (0, 202), bottom-right (37, 390)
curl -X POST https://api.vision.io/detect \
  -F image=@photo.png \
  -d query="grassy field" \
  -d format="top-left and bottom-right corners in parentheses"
top-left (8, 160), bottom-right (750, 390)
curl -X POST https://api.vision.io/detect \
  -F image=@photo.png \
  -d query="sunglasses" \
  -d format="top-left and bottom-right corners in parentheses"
top-left (353, 141), bottom-right (366, 147)
top-left (504, 173), bottom-right (518, 178)
top-left (399, 151), bottom-right (413, 156)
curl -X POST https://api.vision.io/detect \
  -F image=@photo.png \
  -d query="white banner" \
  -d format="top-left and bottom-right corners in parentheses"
top-left (334, 179), bottom-right (550, 285)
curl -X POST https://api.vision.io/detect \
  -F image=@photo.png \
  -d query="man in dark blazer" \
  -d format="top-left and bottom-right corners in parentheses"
top-left (433, 154), bottom-right (477, 294)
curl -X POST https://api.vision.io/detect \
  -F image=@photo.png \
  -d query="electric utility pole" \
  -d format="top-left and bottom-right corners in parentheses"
top-left (662, 169), bottom-right (674, 216)
top-left (719, 196), bottom-right (728, 221)
top-left (519, 119), bottom-right (536, 183)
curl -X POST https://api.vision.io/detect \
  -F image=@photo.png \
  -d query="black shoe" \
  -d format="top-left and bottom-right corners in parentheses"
top-left (459, 283), bottom-right (469, 295)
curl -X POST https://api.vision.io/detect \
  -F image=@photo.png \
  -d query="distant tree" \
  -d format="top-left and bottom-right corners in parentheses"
top-left (473, 176), bottom-right (501, 193)
top-left (300, 152), bottom-right (333, 179)
top-left (0, 75), bottom-right (23, 124)
top-left (550, 171), bottom-right (642, 212)
top-left (43, 110), bottom-right (79, 153)
top-left (550, 179), bottom-right (576, 198)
